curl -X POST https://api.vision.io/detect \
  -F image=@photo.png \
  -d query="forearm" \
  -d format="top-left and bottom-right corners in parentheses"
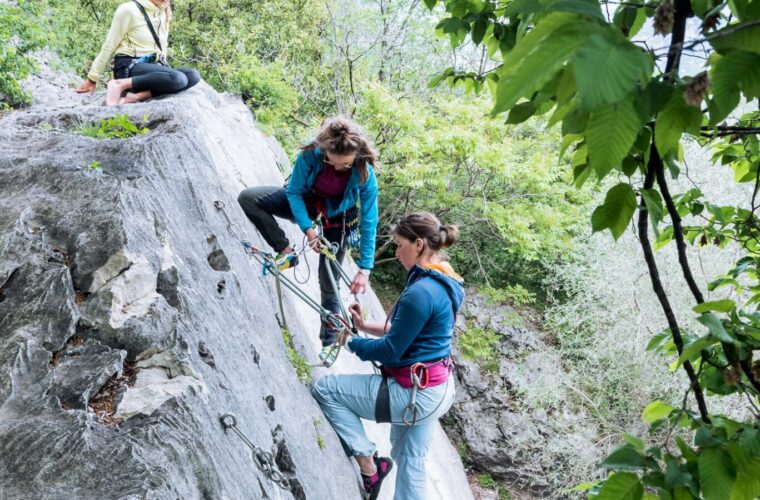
top-left (357, 321), bottom-right (388, 337)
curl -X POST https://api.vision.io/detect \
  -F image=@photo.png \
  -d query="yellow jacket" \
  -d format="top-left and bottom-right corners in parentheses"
top-left (87, 0), bottom-right (169, 83)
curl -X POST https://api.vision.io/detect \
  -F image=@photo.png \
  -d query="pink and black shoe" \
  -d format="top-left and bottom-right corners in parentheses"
top-left (362, 454), bottom-right (393, 500)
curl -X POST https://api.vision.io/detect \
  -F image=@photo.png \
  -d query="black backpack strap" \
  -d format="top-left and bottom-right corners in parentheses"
top-left (132, 0), bottom-right (163, 52)
top-left (375, 371), bottom-right (392, 423)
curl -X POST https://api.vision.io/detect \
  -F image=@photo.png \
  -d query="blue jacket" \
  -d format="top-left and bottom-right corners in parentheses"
top-left (349, 263), bottom-right (465, 367)
top-left (286, 147), bottom-right (378, 270)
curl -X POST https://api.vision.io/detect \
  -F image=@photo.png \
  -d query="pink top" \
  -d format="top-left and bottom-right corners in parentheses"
top-left (311, 164), bottom-right (351, 199)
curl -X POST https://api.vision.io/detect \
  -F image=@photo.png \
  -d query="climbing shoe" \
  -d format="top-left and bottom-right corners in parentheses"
top-left (274, 252), bottom-right (298, 272)
top-left (362, 454), bottom-right (393, 500)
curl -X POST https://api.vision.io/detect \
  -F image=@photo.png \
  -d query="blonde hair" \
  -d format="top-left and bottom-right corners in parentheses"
top-left (301, 116), bottom-right (378, 184)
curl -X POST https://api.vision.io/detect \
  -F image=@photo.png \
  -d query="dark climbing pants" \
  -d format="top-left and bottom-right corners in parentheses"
top-left (113, 57), bottom-right (200, 96)
top-left (238, 186), bottom-right (346, 346)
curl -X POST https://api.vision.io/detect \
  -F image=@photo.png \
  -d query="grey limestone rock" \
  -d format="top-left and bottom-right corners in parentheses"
top-left (445, 291), bottom-right (600, 497)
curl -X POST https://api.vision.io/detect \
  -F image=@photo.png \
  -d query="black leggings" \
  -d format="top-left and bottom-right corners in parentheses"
top-left (113, 57), bottom-right (200, 96)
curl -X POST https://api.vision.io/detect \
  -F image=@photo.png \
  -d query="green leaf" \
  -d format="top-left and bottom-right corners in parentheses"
top-left (492, 13), bottom-right (591, 115)
top-left (698, 446), bottom-right (736, 500)
top-left (646, 329), bottom-right (673, 352)
top-left (675, 335), bottom-right (719, 368)
top-left (602, 445), bottom-right (647, 470)
top-left (586, 99), bottom-right (641, 179)
top-left (697, 313), bottom-right (736, 343)
top-left (711, 23), bottom-right (760, 55)
top-left (471, 18), bottom-right (488, 45)
top-left (642, 188), bottom-right (664, 227)
top-left (655, 91), bottom-right (703, 157)
top-left (613, 5), bottom-right (647, 38)
top-left (695, 426), bottom-right (723, 448)
top-left (573, 32), bottom-right (651, 111)
top-left (739, 428), bottom-right (760, 457)
top-left (591, 183), bottom-right (637, 240)
top-left (423, 0), bottom-right (437, 9)
top-left (547, 0), bottom-right (605, 19)
top-left (728, 442), bottom-right (760, 500)
top-left (624, 434), bottom-right (646, 451)
top-left (506, 101), bottom-right (537, 124)
top-left (692, 300), bottom-right (736, 313)
top-left (571, 481), bottom-right (598, 492)
top-left (597, 472), bottom-right (644, 500)
top-left (709, 51), bottom-right (760, 125)
top-left (642, 400), bottom-right (675, 424)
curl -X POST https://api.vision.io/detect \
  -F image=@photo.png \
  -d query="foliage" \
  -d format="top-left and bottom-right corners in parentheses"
top-left (0, 0), bottom-right (48, 107)
top-left (357, 84), bottom-right (590, 294)
top-left (79, 113), bottom-right (149, 139)
top-left (424, 0), bottom-right (760, 496)
top-left (478, 472), bottom-right (497, 488)
top-left (281, 328), bottom-right (310, 384)
top-left (458, 325), bottom-right (501, 372)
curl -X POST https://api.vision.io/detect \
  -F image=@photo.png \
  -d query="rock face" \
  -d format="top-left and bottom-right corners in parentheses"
top-left (0, 72), bottom-right (472, 499)
top-left (445, 293), bottom-right (600, 497)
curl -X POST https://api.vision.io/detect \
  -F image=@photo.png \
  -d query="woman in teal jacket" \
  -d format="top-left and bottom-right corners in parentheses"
top-left (313, 211), bottom-right (464, 500)
top-left (238, 117), bottom-right (379, 346)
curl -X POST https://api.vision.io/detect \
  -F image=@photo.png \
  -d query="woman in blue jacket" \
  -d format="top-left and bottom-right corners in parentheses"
top-left (312, 211), bottom-right (464, 500)
top-left (238, 117), bottom-right (379, 346)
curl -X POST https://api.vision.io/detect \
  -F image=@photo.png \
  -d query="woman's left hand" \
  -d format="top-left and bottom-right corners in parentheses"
top-left (350, 272), bottom-right (368, 294)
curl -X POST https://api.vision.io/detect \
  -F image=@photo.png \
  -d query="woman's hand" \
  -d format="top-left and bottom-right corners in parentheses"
top-left (349, 303), bottom-right (365, 330)
top-left (74, 80), bottom-right (96, 94)
top-left (305, 228), bottom-right (321, 252)
top-left (350, 271), bottom-right (368, 294)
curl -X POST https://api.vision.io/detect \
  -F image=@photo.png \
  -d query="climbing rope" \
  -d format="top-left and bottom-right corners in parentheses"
top-left (214, 200), bottom-right (358, 367)
top-left (219, 414), bottom-right (291, 491)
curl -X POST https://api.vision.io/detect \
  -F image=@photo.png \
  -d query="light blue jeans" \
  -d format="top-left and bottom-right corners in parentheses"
top-left (312, 373), bottom-right (456, 500)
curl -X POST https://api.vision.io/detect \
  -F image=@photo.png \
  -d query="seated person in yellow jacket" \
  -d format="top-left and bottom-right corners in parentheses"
top-left (74, 0), bottom-right (200, 106)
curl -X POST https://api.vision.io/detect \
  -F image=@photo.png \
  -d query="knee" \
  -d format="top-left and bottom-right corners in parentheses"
top-left (168, 71), bottom-right (188, 92)
top-left (184, 68), bottom-right (201, 89)
top-left (311, 375), bottom-right (335, 404)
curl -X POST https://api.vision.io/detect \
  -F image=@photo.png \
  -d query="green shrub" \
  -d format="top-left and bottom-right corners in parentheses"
top-left (79, 113), bottom-right (149, 139)
top-left (0, 1), bottom-right (48, 107)
top-left (281, 328), bottom-right (310, 384)
top-left (457, 326), bottom-right (500, 373)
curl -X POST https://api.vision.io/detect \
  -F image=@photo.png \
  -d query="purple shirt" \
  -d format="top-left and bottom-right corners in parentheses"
top-left (311, 164), bottom-right (352, 199)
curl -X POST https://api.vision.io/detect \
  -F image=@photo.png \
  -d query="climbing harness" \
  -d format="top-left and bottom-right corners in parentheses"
top-left (375, 359), bottom-right (453, 427)
top-left (219, 414), bottom-right (291, 491)
top-left (214, 200), bottom-right (358, 367)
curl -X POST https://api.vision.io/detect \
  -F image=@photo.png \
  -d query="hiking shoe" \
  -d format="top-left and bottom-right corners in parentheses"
top-left (362, 454), bottom-right (393, 500)
top-left (275, 252), bottom-right (298, 272)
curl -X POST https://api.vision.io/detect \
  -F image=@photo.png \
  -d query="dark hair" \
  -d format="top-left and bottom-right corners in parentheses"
top-left (393, 211), bottom-right (458, 255)
top-left (300, 116), bottom-right (378, 184)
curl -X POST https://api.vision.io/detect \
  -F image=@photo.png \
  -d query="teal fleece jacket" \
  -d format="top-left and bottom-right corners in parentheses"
top-left (286, 147), bottom-right (378, 270)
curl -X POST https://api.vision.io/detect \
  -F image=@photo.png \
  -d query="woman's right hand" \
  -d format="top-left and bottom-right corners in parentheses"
top-left (349, 303), bottom-right (364, 330)
top-left (305, 228), bottom-right (321, 252)
top-left (74, 80), bottom-right (96, 94)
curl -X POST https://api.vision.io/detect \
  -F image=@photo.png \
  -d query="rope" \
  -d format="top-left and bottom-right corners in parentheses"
top-left (214, 200), bottom-right (357, 367)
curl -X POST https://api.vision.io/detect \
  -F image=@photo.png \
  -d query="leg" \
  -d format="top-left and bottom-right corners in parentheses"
top-left (388, 376), bottom-right (456, 500)
top-left (129, 63), bottom-right (189, 96)
top-left (312, 374), bottom-right (382, 457)
top-left (318, 227), bottom-right (347, 345)
top-left (175, 68), bottom-right (201, 91)
top-left (119, 90), bottom-right (152, 104)
top-left (238, 187), bottom-right (294, 253)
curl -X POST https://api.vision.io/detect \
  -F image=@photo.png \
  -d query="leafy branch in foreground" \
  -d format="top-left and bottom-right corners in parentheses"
top-left (424, 0), bottom-right (760, 496)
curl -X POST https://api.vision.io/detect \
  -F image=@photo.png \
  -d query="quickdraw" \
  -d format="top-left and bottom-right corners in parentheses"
top-left (214, 200), bottom-right (358, 368)
top-left (401, 363), bottom-right (430, 426)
